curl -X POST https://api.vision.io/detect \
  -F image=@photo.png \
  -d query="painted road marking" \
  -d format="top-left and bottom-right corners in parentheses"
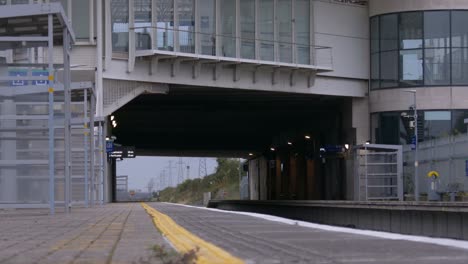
top-left (141, 203), bottom-right (244, 264)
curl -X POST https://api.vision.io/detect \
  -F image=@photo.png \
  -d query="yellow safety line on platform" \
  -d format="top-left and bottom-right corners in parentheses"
top-left (141, 203), bottom-right (244, 264)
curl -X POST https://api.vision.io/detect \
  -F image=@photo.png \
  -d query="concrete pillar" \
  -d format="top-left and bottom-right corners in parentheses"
top-left (0, 99), bottom-right (17, 202)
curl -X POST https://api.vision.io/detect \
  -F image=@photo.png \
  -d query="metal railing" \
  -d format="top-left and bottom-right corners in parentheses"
top-left (130, 26), bottom-right (333, 70)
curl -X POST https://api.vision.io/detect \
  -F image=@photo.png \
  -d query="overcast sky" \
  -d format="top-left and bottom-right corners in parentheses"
top-left (117, 156), bottom-right (218, 191)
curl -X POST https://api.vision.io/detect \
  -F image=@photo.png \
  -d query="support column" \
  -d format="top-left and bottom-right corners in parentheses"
top-left (47, 14), bottom-right (55, 214)
top-left (63, 29), bottom-right (72, 213)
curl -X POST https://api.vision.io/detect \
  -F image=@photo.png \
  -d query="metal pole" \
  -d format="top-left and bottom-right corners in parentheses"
top-left (63, 28), bottom-right (71, 213)
top-left (414, 93), bottom-right (419, 202)
top-left (84, 89), bottom-right (89, 207)
top-left (48, 14), bottom-right (55, 215)
top-left (90, 94), bottom-right (95, 206)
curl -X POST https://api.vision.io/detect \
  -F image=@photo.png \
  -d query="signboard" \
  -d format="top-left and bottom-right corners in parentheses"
top-left (465, 160), bottom-right (468, 177)
top-left (109, 146), bottom-right (136, 159)
top-left (324, 145), bottom-right (344, 153)
top-left (9, 70), bottom-right (49, 86)
top-left (106, 141), bottom-right (114, 153)
top-left (410, 136), bottom-right (416, 150)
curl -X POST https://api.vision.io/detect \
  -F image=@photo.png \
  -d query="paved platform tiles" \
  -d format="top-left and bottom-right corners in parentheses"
top-left (0, 203), bottom-right (171, 264)
top-left (2, 202), bottom-right (468, 264)
top-left (149, 202), bottom-right (468, 264)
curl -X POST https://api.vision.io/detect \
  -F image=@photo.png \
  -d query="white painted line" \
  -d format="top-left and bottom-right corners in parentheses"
top-left (163, 202), bottom-right (468, 251)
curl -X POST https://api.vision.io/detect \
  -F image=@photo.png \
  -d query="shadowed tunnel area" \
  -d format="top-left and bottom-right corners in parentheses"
top-left (111, 86), bottom-right (350, 158)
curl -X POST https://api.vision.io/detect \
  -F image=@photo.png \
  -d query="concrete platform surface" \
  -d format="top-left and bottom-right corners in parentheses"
top-left (0, 203), bottom-right (171, 264)
top-left (149, 202), bottom-right (468, 264)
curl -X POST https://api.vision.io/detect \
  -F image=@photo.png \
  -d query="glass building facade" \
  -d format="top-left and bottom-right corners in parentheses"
top-left (371, 10), bottom-right (468, 89)
top-left (110, 0), bottom-right (313, 65)
top-left (371, 110), bottom-right (468, 145)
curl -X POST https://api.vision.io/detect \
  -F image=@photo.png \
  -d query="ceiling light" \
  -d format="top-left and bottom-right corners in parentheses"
top-left (305, 135), bottom-right (311, 139)
top-left (110, 115), bottom-right (115, 121)
top-left (270, 147), bottom-right (275, 151)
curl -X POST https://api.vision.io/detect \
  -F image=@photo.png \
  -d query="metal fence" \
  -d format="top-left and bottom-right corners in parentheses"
top-left (354, 144), bottom-right (403, 201)
top-left (403, 134), bottom-right (468, 201)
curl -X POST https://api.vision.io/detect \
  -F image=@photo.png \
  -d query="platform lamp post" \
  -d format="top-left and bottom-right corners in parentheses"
top-left (404, 90), bottom-right (419, 202)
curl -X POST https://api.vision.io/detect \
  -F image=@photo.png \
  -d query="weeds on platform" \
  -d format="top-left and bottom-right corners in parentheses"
top-left (135, 244), bottom-right (198, 264)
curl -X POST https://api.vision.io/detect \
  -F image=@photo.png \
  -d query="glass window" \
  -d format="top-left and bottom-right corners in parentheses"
top-left (296, 0), bottom-right (310, 65)
top-left (423, 111), bottom-right (451, 140)
top-left (452, 110), bottom-right (468, 135)
top-left (199, 0), bottom-right (215, 55)
top-left (111, 0), bottom-right (129, 53)
top-left (178, 0), bottom-right (195, 53)
top-left (399, 12), bottom-right (423, 49)
top-left (380, 14), bottom-right (398, 51)
top-left (400, 49), bottom-right (423, 86)
top-left (240, 0), bottom-right (255, 59)
top-left (424, 11), bottom-right (450, 48)
top-left (370, 16), bottom-right (379, 54)
top-left (220, 0), bottom-right (236, 58)
top-left (11, 0), bottom-right (28, 4)
top-left (72, 0), bottom-right (90, 41)
top-left (452, 48), bottom-right (468, 85)
top-left (380, 51), bottom-right (398, 88)
top-left (451, 11), bottom-right (468, 47)
top-left (135, 0), bottom-right (151, 50)
top-left (258, 0), bottom-right (274, 61)
top-left (277, 0), bottom-right (292, 63)
top-left (424, 48), bottom-right (450, 85)
top-left (371, 53), bottom-right (379, 89)
top-left (156, 0), bottom-right (174, 51)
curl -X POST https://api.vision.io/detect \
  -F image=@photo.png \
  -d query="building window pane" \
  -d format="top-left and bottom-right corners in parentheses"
top-left (380, 51), bottom-right (398, 88)
top-left (111, 0), bottom-right (129, 53)
top-left (451, 11), bottom-right (468, 47)
top-left (135, 0), bottom-right (151, 50)
top-left (157, 0), bottom-right (174, 51)
top-left (72, 0), bottom-right (90, 41)
top-left (399, 12), bottom-right (423, 50)
top-left (452, 48), bottom-right (468, 85)
top-left (424, 48), bottom-right (450, 85)
top-left (424, 11), bottom-right (450, 48)
top-left (400, 49), bottom-right (423, 86)
top-left (259, 0), bottom-right (274, 61)
top-left (240, 0), bottom-right (255, 59)
top-left (278, 0), bottom-right (292, 63)
top-left (296, 0), bottom-right (310, 65)
top-left (199, 0), bottom-right (215, 55)
top-left (423, 111), bottom-right (451, 141)
top-left (220, 0), bottom-right (236, 58)
top-left (370, 16), bottom-right (379, 53)
top-left (452, 110), bottom-right (468, 135)
top-left (371, 53), bottom-right (379, 89)
top-left (11, 0), bottom-right (28, 4)
top-left (178, 0), bottom-right (195, 53)
top-left (380, 14), bottom-right (397, 51)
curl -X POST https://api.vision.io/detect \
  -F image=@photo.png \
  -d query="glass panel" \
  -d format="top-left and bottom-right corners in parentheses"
top-left (452, 48), bottom-right (468, 85)
top-left (371, 53), bottom-right (379, 89)
top-left (400, 49), bottom-right (423, 86)
top-left (423, 111), bottom-right (451, 140)
top-left (296, 0), bottom-right (310, 65)
top-left (220, 0), bottom-right (236, 58)
top-left (0, 0), bottom-right (6, 5)
top-left (157, 0), bottom-right (174, 51)
top-left (370, 16), bottom-right (379, 53)
top-left (199, 0), bottom-right (215, 55)
top-left (451, 11), bottom-right (468, 47)
top-left (240, 0), bottom-right (255, 59)
top-left (380, 14), bottom-right (397, 51)
top-left (178, 0), bottom-right (195, 53)
top-left (135, 0), bottom-right (151, 50)
top-left (278, 0), bottom-right (292, 63)
top-left (259, 0), bottom-right (274, 61)
top-left (424, 48), bottom-right (450, 85)
top-left (399, 12), bottom-right (423, 49)
top-left (380, 51), bottom-right (398, 88)
top-left (452, 110), bottom-right (468, 135)
top-left (111, 0), bottom-right (129, 53)
top-left (72, 0), bottom-right (90, 41)
top-left (424, 11), bottom-right (450, 48)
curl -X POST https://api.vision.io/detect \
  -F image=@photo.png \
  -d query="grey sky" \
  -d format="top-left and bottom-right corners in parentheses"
top-left (117, 157), bottom-right (218, 191)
